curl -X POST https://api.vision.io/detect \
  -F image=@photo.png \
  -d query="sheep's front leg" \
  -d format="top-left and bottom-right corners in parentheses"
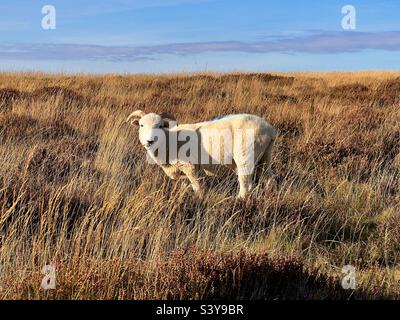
top-left (180, 165), bottom-right (202, 195)
top-left (160, 164), bottom-right (181, 180)
top-left (237, 174), bottom-right (253, 199)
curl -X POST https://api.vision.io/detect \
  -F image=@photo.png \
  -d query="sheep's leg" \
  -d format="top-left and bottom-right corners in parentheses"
top-left (260, 139), bottom-right (274, 178)
top-left (160, 165), bottom-right (181, 180)
top-left (255, 139), bottom-right (276, 189)
top-left (180, 166), bottom-right (202, 195)
top-left (237, 173), bottom-right (253, 199)
top-left (254, 158), bottom-right (272, 184)
top-left (234, 150), bottom-right (255, 198)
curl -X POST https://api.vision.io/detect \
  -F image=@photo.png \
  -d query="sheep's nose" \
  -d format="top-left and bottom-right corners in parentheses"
top-left (146, 140), bottom-right (155, 147)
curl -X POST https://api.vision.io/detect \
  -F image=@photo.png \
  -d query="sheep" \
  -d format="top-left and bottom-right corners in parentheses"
top-left (126, 110), bottom-right (276, 198)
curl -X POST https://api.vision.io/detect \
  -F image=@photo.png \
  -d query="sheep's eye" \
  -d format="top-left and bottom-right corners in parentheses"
top-left (140, 124), bottom-right (143, 127)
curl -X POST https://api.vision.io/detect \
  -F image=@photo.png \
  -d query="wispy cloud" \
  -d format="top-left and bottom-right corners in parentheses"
top-left (52, 0), bottom-right (219, 18)
top-left (1, 31), bottom-right (400, 62)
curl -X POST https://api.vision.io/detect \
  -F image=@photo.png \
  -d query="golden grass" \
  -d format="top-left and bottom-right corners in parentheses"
top-left (0, 71), bottom-right (399, 299)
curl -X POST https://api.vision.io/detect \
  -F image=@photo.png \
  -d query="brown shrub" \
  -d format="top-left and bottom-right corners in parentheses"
top-left (37, 119), bottom-right (80, 140)
top-left (274, 118), bottom-right (303, 138)
top-left (265, 93), bottom-right (298, 105)
top-left (328, 83), bottom-right (371, 104)
top-left (342, 106), bottom-right (385, 131)
top-left (374, 77), bottom-right (400, 107)
top-left (148, 91), bottom-right (185, 108)
top-left (195, 86), bottom-right (227, 99)
top-left (152, 249), bottom-right (357, 299)
top-left (0, 88), bottom-right (28, 111)
top-left (220, 73), bottom-right (295, 85)
top-left (31, 86), bottom-right (86, 107)
top-left (296, 138), bottom-right (366, 167)
top-left (379, 130), bottom-right (400, 163)
top-left (25, 137), bottom-right (98, 184)
top-left (0, 113), bottom-right (39, 141)
top-left (0, 114), bottom-right (81, 142)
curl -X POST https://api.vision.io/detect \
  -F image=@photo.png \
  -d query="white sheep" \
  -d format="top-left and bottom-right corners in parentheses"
top-left (127, 110), bottom-right (276, 198)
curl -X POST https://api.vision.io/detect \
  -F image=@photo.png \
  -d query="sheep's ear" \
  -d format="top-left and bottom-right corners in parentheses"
top-left (126, 110), bottom-right (145, 126)
top-left (160, 112), bottom-right (176, 122)
top-left (130, 118), bottom-right (140, 126)
top-left (162, 120), bottom-right (172, 128)
top-left (161, 112), bottom-right (177, 128)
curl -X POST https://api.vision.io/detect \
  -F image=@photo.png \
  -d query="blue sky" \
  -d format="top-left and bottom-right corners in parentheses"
top-left (1, 0), bottom-right (400, 73)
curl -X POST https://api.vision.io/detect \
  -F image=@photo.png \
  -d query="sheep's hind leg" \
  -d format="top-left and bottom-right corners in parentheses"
top-left (234, 154), bottom-right (255, 199)
top-left (254, 139), bottom-right (276, 190)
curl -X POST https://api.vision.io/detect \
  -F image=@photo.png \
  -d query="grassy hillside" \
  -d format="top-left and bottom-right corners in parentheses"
top-left (0, 71), bottom-right (399, 299)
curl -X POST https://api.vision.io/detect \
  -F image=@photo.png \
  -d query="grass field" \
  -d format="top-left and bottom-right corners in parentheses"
top-left (0, 71), bottom-right (399, 299)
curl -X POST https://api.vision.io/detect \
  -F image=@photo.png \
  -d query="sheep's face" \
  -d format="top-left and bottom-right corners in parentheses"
top-left (137, 113), bottom-right (166, 149)
top-left (127, 110), bottom-right (176, 150)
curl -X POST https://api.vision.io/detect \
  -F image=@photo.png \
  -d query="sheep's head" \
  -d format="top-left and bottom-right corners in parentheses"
top-left (127, 110), bottom-right (176, 149)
